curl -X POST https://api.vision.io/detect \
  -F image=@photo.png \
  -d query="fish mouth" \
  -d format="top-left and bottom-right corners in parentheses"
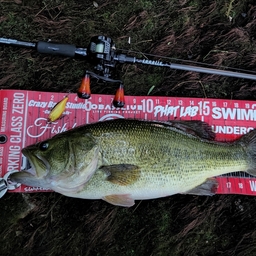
top-left (21, 148), bottom-right (50, 178)
top-left (10, 149), bottom-right (51, 188)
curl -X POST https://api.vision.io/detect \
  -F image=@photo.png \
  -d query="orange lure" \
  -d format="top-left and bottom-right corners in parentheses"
top-left (113, 84), bottom-right (125, 108)
top-left (77, 74), bottom-right (91, 99)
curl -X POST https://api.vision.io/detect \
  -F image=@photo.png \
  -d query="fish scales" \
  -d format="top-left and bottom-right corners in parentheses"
top-left (10, 119), bottom-right (256, 207)
top-left (84, 119), bottom-right (247, 178)
top-left (70, 120), bottom-right (249, 202)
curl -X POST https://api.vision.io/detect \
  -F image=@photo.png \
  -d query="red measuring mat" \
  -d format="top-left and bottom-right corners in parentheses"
top-left (1, 90), bottom-right (256, 195)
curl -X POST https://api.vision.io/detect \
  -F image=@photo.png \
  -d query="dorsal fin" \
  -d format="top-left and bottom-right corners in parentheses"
top-left (162, 120), bottom-right (215, 140)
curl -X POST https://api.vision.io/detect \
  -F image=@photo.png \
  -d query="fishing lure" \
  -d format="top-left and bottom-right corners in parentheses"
top-left (113, 83), bottom-right (125, 108)
top-left (77, 74), bottom-right (91, 99)
top-left (48, 95), bottom-right (69, 122)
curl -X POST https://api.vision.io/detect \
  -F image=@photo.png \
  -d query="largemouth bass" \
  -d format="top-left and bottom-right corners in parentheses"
top-left (10, 119), bottom-right (256, 207)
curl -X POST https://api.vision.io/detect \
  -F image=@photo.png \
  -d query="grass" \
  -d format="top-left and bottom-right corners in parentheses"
top-left (1, 0), bottom-right (256, 255)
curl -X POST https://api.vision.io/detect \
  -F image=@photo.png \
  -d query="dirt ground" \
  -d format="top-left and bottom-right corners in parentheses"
top-left (1, 1), bottom-right (256, 255)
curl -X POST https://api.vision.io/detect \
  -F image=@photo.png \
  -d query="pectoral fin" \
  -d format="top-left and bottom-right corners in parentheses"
top-left (103, 194), bottom-right (135, 207)
top-left (183, 178), bottom-right (218, 196)
top-left (100, 164), bottom-right (140, 186)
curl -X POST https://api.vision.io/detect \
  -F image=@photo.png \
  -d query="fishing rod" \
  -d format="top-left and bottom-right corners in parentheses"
top-left (1, 35), bottom-right (256, 107)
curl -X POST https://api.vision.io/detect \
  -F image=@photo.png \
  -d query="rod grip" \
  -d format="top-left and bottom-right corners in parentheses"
top-left (36, 41), bottom-right (76, 57)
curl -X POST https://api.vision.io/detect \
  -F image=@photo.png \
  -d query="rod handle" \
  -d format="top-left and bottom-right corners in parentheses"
top-left (36, 41), bottom-right (76, 57)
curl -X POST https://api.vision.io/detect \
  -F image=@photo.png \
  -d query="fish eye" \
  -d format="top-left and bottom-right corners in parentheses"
top-left (39, 141), bottom-right (49, 151)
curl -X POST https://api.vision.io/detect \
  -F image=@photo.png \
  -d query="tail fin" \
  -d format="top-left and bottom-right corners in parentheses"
top-left (239, 129), bottom-right (256, 176)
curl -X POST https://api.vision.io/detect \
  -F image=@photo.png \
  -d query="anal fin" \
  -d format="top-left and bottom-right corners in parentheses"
top-left (103, 194), bottom-right (135, 207)
top-left (183, 178), bottom-right (218, 196)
